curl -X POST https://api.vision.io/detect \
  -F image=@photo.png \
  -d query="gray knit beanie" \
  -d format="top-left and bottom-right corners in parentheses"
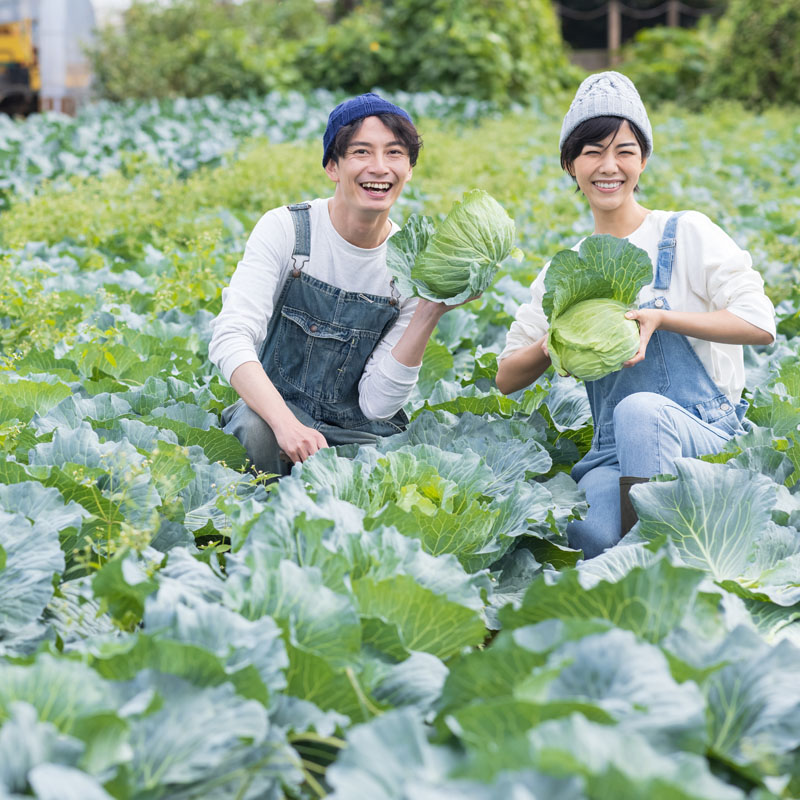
top-left (559, 71), bottom-right (653, 156)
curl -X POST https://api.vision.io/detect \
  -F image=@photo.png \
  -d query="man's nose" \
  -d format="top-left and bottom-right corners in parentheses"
top-left (368, 152), bottom-right (390, 173)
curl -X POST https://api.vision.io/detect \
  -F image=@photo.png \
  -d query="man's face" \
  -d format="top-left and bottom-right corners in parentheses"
top-left (324, 116), bottom-right (412, 214)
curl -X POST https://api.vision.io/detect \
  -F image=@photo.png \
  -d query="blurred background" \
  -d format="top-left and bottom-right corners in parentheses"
top-left (0, 0), bottom-right (796, 116)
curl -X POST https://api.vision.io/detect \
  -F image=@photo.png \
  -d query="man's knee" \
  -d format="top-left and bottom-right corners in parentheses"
top-left (222, 399), bottom-right (285, 475)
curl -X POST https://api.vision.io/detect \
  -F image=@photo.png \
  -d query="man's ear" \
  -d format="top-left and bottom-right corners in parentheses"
top-left (325, 159), bottom-right (339, 183)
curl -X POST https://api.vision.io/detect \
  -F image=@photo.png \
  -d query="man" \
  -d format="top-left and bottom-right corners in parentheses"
top-left (209, 92), bottom-right (462, 476)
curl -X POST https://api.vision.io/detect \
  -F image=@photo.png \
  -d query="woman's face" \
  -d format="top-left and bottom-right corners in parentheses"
top-left (568, 120), bottom-right (647, 216)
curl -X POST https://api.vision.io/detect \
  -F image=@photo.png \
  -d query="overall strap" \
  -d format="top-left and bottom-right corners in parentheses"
top-left (287, 202), bottom-right (311, 276)
top-left (653, 211), bottom-right (688, 290)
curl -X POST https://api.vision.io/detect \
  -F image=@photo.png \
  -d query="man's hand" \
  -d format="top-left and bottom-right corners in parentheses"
top-left (391, 294), bottom-right (482, 369)
top-left (622, 308), bottom-right (664, 367)
top-left (275, 417), bottom-right (328, 464)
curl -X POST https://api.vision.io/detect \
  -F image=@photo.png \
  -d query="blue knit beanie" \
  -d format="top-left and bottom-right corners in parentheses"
top-left (559, 71), bottom-right (653, 156)
top-left (322, 92), bottom-right (414, 167)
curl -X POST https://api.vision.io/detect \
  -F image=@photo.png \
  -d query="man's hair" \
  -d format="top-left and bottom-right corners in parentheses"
top-left (328, 113), bottom-right (422, 167)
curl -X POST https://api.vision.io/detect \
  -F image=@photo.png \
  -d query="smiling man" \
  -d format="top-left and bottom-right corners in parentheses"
top-left (209, 93), bottom-right (458, 476)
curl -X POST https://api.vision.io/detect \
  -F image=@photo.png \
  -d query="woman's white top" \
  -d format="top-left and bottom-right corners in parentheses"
top-left (500, 210), bottom-right (777, 404)
top-left (209, 198), bottom-right (420, 420)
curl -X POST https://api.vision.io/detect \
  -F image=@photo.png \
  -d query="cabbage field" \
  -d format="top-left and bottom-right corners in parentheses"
top-left (1, 91), bottom-right (800, 799)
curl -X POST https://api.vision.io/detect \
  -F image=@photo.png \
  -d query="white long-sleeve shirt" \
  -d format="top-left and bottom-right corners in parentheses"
top-left (209, 198), bottom-right (420, 420)
top-left (500, 210), bottom-right (776, 404)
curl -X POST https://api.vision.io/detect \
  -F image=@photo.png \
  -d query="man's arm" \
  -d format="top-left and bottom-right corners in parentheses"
top-left (229, 361), bottom-right (328, 463)
top-left (390, 298), bottom-right (450, 367)
top-left (358, 296), bottom-right (479, 420)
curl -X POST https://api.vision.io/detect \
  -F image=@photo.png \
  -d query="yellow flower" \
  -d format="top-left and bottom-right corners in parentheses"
top-left (369, 41), bottom-right (380, 52)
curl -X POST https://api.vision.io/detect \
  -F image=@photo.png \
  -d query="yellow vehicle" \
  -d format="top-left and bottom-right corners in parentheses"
top-left (0, 18), bottom-right (39, 115)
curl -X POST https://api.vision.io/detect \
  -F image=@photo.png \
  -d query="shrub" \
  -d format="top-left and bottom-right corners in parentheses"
top-left (301, 0), bottom-right (578, 104)
top-left (89, 0), bottom-right (577, 106)
top-left (618, 23), bottom-right (713, 107)
top-left (705, 0), bottom-right (800, 108)
top-left (88, 0), bottom-right (325, 100)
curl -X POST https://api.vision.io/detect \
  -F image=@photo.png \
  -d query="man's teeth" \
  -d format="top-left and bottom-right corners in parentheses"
top-left (362, 182), bottom-right (390, 190)
top-left (595, 181), bottom-right (622, 189)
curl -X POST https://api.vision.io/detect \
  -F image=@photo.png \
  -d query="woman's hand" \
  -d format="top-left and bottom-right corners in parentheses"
top-left (622, 308), bottom-right (664, 367)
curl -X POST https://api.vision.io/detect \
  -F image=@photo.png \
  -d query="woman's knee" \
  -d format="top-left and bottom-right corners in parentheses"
top-left (612, 392), bottom-right (670, 431)
top-left (567, 465), bottom-right (621, 559)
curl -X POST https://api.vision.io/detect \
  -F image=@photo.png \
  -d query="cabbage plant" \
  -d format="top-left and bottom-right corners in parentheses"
top-left (543, 235), bottom-right (653, 381)
top-left (387, 189), bottom-right (520, 305)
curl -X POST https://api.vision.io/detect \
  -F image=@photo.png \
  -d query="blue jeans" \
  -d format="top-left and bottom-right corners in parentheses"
top-left (566, 391), bottom-right (739, 558)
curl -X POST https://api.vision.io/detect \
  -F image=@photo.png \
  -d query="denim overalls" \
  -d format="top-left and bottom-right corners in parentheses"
top-left (222, 203), bottom-right (409, 475)
top-left (567, 212), bottom-right (746, 554)
top-left (259, 202), bottom-right (408, 437)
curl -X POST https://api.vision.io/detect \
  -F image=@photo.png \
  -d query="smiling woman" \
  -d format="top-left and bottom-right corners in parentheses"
top-left (496, 71), bottom-right (776, 559)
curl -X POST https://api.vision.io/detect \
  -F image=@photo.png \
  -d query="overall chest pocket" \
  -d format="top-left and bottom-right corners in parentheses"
top-left (274, 306), bottom-right (357, 403)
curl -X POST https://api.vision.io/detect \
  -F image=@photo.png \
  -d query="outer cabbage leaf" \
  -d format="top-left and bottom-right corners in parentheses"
top-left (499, 555), bottom-right (706, 643)
top-left (0, 510), bottom-right (64, 645)
top-left (631, 459), bottom-right (799, 590)
top-left (698, 627), bottom-right (800, 781)
top-left (542, 234), bottom-right (653, 322)
top-left (388, 190), bottom-right (517, 304)
top-left (327, 708), bottom-right (583, 800)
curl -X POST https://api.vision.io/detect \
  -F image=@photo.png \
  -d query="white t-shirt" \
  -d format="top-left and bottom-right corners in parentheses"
top-left (209, 198), bottom-right (420, 420)
top-left (499, 210), bottom-right (776, 404)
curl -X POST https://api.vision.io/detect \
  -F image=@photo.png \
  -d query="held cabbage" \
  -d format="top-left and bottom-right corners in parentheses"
top-left (542, 235), bottom-right (653, 382)
top-left (548, 298), bottom-right (640, 381)
top-left (387, 189), bottom-right (520, 304)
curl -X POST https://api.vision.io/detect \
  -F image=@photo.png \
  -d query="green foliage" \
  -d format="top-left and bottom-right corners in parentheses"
top-left (619, 22), bottom-right (713, 107)
top-left (706, 0), bottom-right (800, 108)
top-left (88, 0), bottom-right (325, 101)
top-left (1, 93), bottom-right (800, 798)
top-left (302, 0), bottom-right (578, 103)
top-left (87, 0), bottom-right (576, 105)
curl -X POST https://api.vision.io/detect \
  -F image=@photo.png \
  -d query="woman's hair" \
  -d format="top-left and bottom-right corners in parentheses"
top-left (560, 115), bottom-right (650, 176)
top-left (328, 113), bottom-right (422, 167)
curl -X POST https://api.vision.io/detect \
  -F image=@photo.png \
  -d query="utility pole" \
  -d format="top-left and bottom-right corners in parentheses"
top-left (667, 0), bottom-right (680, 26)
top-left (608, 0), bottom-right (621, 65)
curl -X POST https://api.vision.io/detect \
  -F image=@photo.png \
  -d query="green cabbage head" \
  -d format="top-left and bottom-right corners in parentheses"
top-left (387, 189), bottom-right (520, 304)
top-left (548, 298), bottom-right (640, 381)
top-left (542, 235), bottom-right (653, 382)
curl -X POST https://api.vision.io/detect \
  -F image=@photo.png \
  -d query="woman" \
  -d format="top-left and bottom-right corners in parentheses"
top-left (495, 72), bottom-right (776, 558)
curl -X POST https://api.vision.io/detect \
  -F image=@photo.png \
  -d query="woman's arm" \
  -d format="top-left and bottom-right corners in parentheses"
top-left (496, 335), bottom-right (552, 394)
top-left (623, 307), bottom-right (774, 367)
